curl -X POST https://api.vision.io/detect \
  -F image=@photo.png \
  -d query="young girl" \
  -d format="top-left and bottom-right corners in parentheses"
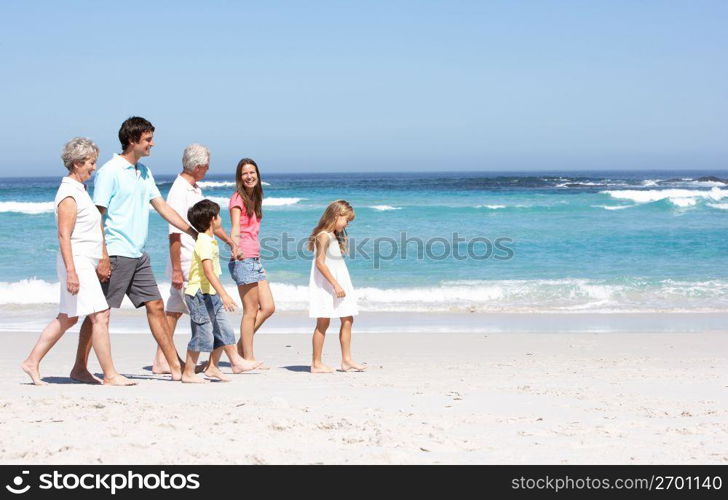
top-left (227, 158), bottom-right (275, 368)
top-left (308, 200), bottom-right (366, 373)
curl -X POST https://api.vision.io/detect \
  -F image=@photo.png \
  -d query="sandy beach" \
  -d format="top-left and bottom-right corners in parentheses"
top-left (2, 313), bottom-right (727, 465)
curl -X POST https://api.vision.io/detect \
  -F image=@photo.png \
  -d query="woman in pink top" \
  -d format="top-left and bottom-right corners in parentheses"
top-left (227, 158), bottom-right (275, 367)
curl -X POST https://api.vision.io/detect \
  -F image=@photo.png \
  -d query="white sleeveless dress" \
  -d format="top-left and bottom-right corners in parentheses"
top-left (308, 231), bottom-right (358, 318)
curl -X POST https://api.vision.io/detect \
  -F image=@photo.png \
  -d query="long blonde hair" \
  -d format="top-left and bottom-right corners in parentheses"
top-left (307, 200), bottom-right (355, 254)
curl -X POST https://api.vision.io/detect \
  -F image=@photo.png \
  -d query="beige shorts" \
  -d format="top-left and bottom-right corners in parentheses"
top-left (166, 282), bottom-right (189, 314)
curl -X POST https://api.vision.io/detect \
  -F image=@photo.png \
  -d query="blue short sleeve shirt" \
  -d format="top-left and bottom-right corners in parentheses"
top-left (92, 154), bottom-right (162, 258)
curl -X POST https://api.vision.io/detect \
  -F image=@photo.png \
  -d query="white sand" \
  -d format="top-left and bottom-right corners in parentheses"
top-left (2, 326), bottom-right (727, 464)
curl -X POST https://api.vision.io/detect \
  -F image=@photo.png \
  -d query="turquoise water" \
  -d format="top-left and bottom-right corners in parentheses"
top-left (2, 170), bottom-right (728, 313)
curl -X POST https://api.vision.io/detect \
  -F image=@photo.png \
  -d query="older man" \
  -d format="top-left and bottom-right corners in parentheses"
top-left (151, 144), bottom-right (247, 374)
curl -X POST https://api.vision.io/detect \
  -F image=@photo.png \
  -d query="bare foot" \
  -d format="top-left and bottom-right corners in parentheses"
top-left (311, 364), bottom-right (335, 373)
top-left (21, 360), bottom-right (47, 386)
top-left (70, 368), bottom-right (103, 385)
top-left (204, 366), bottom-right (231, 382)
top-left (181, 373), bottom-right (209, 384)
top-left (151, 362), bottom-right (171, 375)
top-left (249, 361), bottom-right (270, 370)
top-left (104, 374), bottom-right (137, 386)
top-left (340, 360), bottom-right (367, 372)
top-left (170, 364), bottom-right (183, 382)
top-left (231, 359), bottom-right (263, 373)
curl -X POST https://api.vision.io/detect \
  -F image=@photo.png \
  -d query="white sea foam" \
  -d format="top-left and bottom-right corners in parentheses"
top-left (205, 196), bottom-right (304, 207)
top-left (5, 278), bottom-right (728, 313)
top-left (370, 205), bottom-right (401, 211)
top-left (476, 204), bottom-right (506, 210)
top-left (707, 203), bottom-right (728, 210)
top-left (0, 201), bottom-right (55, 214)
top-left (601, 187), bottom-right (728, 207)
top-left (592, 205), bottom-right (632, 211)
top-left (162, 180), bottom-right (270, 188)
top-left (669, 197), bottom-right (697, 208)
top-left (197, 181), bottom-right (236, 188)
top-left (684, 180), bottom-right (726, 188)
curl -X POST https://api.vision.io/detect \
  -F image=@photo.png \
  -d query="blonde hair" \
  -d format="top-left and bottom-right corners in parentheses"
top-left (307, 200), bottom-right (355, 254)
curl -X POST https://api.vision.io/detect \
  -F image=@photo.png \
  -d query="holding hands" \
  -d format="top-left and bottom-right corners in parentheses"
top-left (96, 257), bottom-right (112, 283)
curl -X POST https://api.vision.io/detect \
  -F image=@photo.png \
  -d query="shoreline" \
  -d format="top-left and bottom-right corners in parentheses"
top-left (3, 329), bottom-right (727, 464)
top-left (3, 307), bottom-right (728, 335)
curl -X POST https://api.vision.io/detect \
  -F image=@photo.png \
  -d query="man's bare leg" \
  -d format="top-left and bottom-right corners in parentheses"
top-left (69, 315), bottom-right (102, 384)
top-left (145, 299), bottom-right (183, 380)
top-left (152, 311), bottom-right (181, 374)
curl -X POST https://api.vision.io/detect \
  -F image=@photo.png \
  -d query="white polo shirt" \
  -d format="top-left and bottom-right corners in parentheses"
top-left (165, 174), bottom-right (204, 279)
top-left (54, 177), bottom-right (103, 259)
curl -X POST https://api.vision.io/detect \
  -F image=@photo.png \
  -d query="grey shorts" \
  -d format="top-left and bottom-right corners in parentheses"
top-left (185, 291), bottom-right (236, 352)
top-left (102, 253), bottom-right (163, 308)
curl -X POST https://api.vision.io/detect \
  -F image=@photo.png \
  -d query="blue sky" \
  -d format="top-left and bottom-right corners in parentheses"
top-left (1, 0), bottom-right (726, 175)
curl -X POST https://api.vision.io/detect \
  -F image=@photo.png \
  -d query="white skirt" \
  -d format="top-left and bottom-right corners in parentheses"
top-left (57, 253), bottom-right (109, 318)
top-left (308, 268), bottom-right (359, 318)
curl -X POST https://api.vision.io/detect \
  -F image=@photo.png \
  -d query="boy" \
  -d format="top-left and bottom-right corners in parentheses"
top-left (183, 200), bottom-right (260, 383)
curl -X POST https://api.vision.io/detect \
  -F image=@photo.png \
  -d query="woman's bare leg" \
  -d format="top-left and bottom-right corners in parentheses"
top-left (237, 283), bottom-right (260, 361)
top-left (253, 280), bottom-right (275, 331)
top-left (21, 314), bottom-right (78, 385)
top-left (70, 316), bottom-right (101, 384)
top-left (87, 309), bottom-right (135, 386)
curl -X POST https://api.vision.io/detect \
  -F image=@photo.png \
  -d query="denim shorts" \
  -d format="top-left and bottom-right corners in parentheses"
top-left (184, 291), bottom-right (236, 353)
top-left (228, 257), bottom-right (267, 286)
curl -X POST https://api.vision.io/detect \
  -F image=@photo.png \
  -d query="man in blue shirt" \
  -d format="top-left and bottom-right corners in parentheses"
top-left (70, 117), bottom-right (198, 382)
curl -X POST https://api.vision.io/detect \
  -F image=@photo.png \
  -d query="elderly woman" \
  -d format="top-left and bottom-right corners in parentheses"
top-left (21, 138), bottom-right (134, 386)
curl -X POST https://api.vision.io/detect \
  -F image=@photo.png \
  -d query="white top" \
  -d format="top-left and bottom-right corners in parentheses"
top-left (308, 231), bottom-right (358, 318)
top-left (54, 176), bottom-right (103, 259)
top-left (165, 174), bottom-right (204, 278)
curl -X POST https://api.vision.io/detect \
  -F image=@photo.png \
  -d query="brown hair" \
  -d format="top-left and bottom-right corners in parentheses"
top-left (187, 199), bottom-right (220, 233)
top-left (118, 116), bottom-right (154, 152)
top-left (234, 158), bottom-right (263, 219)
top-left (307, 200), bottom-right (355, 254)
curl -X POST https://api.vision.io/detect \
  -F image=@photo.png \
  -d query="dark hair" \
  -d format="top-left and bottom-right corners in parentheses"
top-left (187, 199), bottom-right (220, 233)
top-left (234, 158), bottom-right (263, 219)
top-left (118, 116), bottom-right (155, 152)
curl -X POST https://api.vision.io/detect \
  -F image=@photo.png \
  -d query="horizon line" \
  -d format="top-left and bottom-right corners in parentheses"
top-left (3, 167), bottom-right (728, 180)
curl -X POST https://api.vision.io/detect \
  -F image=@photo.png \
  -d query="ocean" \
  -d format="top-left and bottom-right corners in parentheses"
top-left (2, 170), bottom-right (728, 323)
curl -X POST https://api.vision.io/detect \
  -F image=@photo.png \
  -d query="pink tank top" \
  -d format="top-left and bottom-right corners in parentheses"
top-left (228, 192), bottom-right (261, 258)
